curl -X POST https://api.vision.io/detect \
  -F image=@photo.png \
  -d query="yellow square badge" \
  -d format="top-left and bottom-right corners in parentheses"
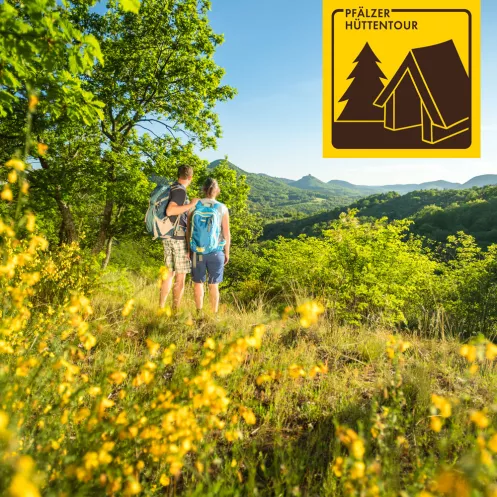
top-left (323, 1), bottom-right (481, 158)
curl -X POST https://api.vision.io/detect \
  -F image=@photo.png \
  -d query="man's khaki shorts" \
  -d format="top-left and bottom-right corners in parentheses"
top-left (162, 238), bottom-right (191, 274)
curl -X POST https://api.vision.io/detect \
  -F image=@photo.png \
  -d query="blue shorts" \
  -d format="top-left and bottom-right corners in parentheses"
top-left (191, 251), bottom-right (225, 284)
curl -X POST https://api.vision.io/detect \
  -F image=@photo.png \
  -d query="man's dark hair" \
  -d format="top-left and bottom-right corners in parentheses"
top-left (178, 165), bottom-right (194, 180)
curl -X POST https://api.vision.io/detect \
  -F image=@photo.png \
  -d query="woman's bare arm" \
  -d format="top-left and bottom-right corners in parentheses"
top-left (221, 210), bottom-right (231, 264)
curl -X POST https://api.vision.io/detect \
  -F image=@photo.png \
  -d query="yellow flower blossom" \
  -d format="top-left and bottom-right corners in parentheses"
top-left (430, 417), bottom-right (443, 432)
top-left (486, 343), bottom-right (497, 361)
top-left (37, 143), bottom-right (48, 155)
top-left (488, 434), bottom-right (497, 453)
top-left (8, 170), bottom-right (17, 183)
top-left (459, 344), bottom-right (477, 363)
top-left (28, 94), bottom-right (39, 111)
top-left (109, 371), bottom-right (127, 385)
top-left (83, 452), bottom-right (99, 470)
top-left (470, 410), bottom-right (490, 429)
top-left (435, 470), bottom-right (470, 497)
top-left (9, 474), bottom-right (40, 497)
top-left (5, 158), bottom-right (25, 171)
top-left (296, 301), bottom-right (324, 328)
top-left (122, 299), bottom-right (135, 317)
top-left (239, 406), bottom-right (256, 425)
top-left (350, 461), bottom-right (365, 480)
top-left (431, 394), bottom-right (452, 418)
top-left (2, 185), bottom-right (13, 201)
top-left (25, 213), bottom-right (36, 233)
top-left (351, 439), bottom-right (365, 460)
top-left (288, 364), bottom-right (306, 378)
top-left (481, 449), bottom-right (493, 466)
top-left (160, 474), bottom-right (170, 486)
top-left (124, 479), bottom-right (142, 495)
top-left (146, 338), bottom-right (160, 357)
top-left (332, 457), bottom-right (344, 477)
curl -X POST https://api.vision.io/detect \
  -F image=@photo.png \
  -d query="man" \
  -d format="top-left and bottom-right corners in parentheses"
top-left (160, 165), bottom-right (199, 309)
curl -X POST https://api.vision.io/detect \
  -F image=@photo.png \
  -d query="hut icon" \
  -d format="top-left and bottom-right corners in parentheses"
top-left (373, 40), bottom-right (470, 145)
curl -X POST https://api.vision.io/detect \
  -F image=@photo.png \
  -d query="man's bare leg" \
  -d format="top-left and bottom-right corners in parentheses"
top-left (173, 273), bottom-right (186, 309)
top-left (194, 282), bottom-right (204, 310)
top-left (160, 271), bottom-right (175, 308)
top-left (209, 284), bottom-right (220, 313)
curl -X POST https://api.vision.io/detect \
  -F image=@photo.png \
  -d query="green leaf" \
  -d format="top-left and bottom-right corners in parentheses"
top-left (118, 0), bottom-right (140, 14)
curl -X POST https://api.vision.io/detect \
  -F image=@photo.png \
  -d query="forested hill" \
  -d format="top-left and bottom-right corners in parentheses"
top-left (208, 160), bottom-right (366, 218)
top-left (208, 159), bottom-right (497, 220)
top-left (263, 186), bottom-right (497, 246)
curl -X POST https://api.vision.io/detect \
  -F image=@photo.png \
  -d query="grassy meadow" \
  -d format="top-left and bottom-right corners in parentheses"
top-left (3, 246), bottom-right (497, 496)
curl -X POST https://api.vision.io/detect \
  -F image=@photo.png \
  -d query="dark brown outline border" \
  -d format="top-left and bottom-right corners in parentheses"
top-left (330, 8), bottom-right (473, 149)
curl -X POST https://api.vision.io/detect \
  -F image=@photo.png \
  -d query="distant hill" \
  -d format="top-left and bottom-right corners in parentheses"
top-left (208, 159), bottom-right (497, 222)
top-left (290, 174), bottom-right (335, 193)
top-left (263, 185), bottom-right (497, 247)
top-left (324, 177), bottom-right (497, 195)
top-left (463, 175), bottom-right (497, 188)
top-left (208, 160), bottom-right (365, 218)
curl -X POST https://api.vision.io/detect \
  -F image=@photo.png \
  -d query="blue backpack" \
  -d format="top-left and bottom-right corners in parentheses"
top-left (144, 179), bottom-right (183, 240)
top-left (190, 201), bottom-right (226, 255)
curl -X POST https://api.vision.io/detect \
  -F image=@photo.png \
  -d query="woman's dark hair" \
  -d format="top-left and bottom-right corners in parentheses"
top-left (203, 178), bottom-right (220, 198)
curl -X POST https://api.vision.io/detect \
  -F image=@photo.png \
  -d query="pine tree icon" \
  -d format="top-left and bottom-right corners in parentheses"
top-left (338, 43), bottom-right (386, 121)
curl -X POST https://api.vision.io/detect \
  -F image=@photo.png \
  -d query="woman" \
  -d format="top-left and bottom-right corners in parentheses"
top-left (187, 178), bottom-right (230, 314)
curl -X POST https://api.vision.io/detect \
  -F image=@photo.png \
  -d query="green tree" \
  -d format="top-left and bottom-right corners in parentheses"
top-left (0, 0), bottom-right (105, 156)
top-left (71, 0), bottom-right (236, 254)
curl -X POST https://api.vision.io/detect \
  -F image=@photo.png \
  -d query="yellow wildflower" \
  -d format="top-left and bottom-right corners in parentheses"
top-left (9, 474), bottom-right (40, 497)
top-left (486, 343), bottom-right (497, 361)
top-left (351, 439), bottom-right (365, 460)
top-left (350, 461), bottom-right (365, 480)
top-left (160, 474), bottom-right (170, 486)
top-left (239, 406), bottom-right (256, 425)
top-left (332, 457), bottom-right (344, 477)
top-left (430, 417), bottom-right (443, 432)
top-left (122, 299), bottom-right (135, 317)
top-left (37, 143), bottom-right (48, 155)
top-left (288, 364), bottom-right (306, 378)
top-left (459, 344), bottom-right (477, 363)
top-left (124, 479), bottom-right (142, 495)
top-left (488, 434), bottom-right (497, 453)
top-left (5, 158), bottom-right (26, 171)
top-left (296, 301), bottom-right (324, 328)
top-left (109, 371), bottom-right (127, 385)
top-left (481, 449), bottom-right (493, 466)
top-left (431, 394), bottom-right (452, 418)
top-left (470, 410), bottom-right (490, 429)
top-left (435, 470), bottom-right (470, 497)
top-left (28, 94), bottom-right (39, 111)
top-left (146, 338), bottom-right (160, 357)
top-left (83, 452), bottom-right (99, 470)
top-left (2, 185), bottom-right (13, 201)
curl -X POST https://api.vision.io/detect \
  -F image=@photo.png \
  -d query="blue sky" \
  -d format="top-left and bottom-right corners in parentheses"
top-left (200, 0), bottom-right (497, 185)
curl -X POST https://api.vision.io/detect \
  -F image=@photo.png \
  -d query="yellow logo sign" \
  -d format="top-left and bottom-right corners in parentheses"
top-left (323, 0), bottom-right (480, 158)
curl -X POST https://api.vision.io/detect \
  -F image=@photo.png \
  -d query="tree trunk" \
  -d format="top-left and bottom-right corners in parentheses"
top-left (39, 156), bottom-right (79, 244)
top-left (102, 236), bottom-right (113, 269)
top-left (54, 188), bottom-right (79, 244)
top-left (93, 199), bottom-right (114, 255)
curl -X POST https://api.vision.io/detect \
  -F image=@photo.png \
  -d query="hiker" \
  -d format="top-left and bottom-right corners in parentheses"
top-left (187, 178), bottom-right (231, 314)
top-left (159, 165), bottom-right (200, 309)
